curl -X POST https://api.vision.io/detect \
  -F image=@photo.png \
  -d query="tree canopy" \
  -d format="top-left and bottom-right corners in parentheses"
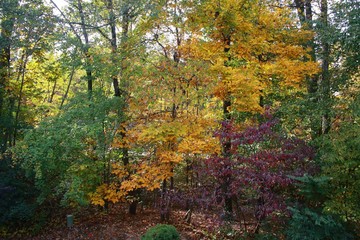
top-left (0, 0), bottom-right (358, 238)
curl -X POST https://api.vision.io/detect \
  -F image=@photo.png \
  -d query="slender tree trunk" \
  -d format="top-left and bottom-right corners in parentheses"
top-left (222, 35), bottom-right (233, 219)
top-left (107, 0), bottom-right (120, 97)
top-left (160, 179), bottom-right (170, 222)
top-left (294, 0), bottom-right (317, 93)
top-left (5, 97), bottom-right (15, 149)
top-left (0, 0), bottom-right (18, 153)
top-left (13, 55), bottom-right (29, 146)
top-left (77, 0), bottom-right (93, 92)
top-left (60, 66), bottom-right (75, 109)
top-left (105, 0), bottom-right (136, 214)
top-left (294, 0), bottom-right (320, 137)
top-left (160, 2), bottom-right (183, 220)
top-left (305, 2), bottom-right (318, 98)
top-left (320, 0), bottom-right (331, 134)
top-left (48, 79), bottom-right (57, 103)
top-left (50, 0), bottom-right (91, 94)
top-left (294, 0), bottom-right (305, 24)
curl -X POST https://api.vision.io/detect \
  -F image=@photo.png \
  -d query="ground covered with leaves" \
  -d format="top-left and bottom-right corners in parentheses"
top-left (4, 205), bottom-right (235, 240)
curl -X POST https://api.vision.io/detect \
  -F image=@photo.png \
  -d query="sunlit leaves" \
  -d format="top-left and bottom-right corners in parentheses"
top-left (188, 0), bottom-right (319, 113)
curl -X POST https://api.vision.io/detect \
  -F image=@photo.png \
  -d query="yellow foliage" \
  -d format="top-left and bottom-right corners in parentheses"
top-left (88, 0), bottom-right (320, 210)
top-left (89, 184), bottom-right (107, 206)
top-left (188, 0), bottom-right (319, 113)
top-left (111, 163), bottom-right (128, 178)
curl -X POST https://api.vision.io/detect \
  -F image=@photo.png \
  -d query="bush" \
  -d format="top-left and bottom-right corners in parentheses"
top-left (141, 224), bottom-right (180, 240)
top-left (286, 207), bottom-right (354, 240)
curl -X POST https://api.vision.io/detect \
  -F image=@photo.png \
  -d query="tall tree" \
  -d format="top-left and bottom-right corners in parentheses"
top-left (319, 0), bottom-right (331, 134)
top-left (0, 0), bottom-right (19, 152)
top-left (77, 0), bottom-right (93, 92)
top-left (1, 0), bottom-right (55, 150)
top-left (188, 0), bottom-right (318, 216)
top-left (50, 0), bottom-right (93, 93)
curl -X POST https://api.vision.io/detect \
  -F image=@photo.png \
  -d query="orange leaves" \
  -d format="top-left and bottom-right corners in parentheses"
top-left (89, 186), bottom-right (107, 206)
top-left (111, 163), bottom-right (128, 178)
top-left (178, 136), bottom-right (220, 155)
top-left (137, 116), bottom-right (220, 158)
top-left (111, 138), bottom-right (127, 149)
top-left (139, 121), bottom-right (187, 143)
top-left (89, 162), bottom-right (174, 206)
top-left (158, 151), bottom-right (182, 163)
top-left (88, 0), bottom-right (321, 211)
top-left (89, 183), bottom-right (126, 206)
top-left (186, 0), bottom-right (320, 114)
top-left (130, 163), bottom-right (172, 191)
top-left (177, 118), bottom-right (220, 155)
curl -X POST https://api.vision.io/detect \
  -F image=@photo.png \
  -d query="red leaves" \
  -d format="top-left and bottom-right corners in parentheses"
top-left (194, 113), bottom-right (316, 222)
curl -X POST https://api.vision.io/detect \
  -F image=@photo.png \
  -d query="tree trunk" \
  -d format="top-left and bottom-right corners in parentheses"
top-left (0, 0), bottom-right (18, 153)
top-left (60, 65), bottom-right (75, 109)
top-left (13, 55), bottom-right (29, 146)
top-left (106, 0), bottom-right (120, 97)
top-left (105, 0), bottom-right (136, 214)
top-left (294, 0), bottom-right (305, 24)
top-left (77, 0), bottom-right (93, 92)
top-left (294, 0), bottom-right (317, 93)
top-left (48, 79), bottom-right (57, 103)
top-left (320, 0), bottom-right (331, 134)
top-left (160, 179), bottom-right (170, 222)
top-left (294, 0), bottom-right (320, 137)
top-left (222, 35), bottom-right (233, 219)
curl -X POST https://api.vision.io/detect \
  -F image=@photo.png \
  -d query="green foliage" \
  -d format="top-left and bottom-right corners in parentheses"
top-left (0, 160), bottom-right (38, 226)
top-left (317, 121), bottom-right (360, 224)
top-left (141, 224), bottom-right (180, 240)
top-left (286, 207), bottom-right (354, 240)
top-left (291, 175), bottom-right (330, 206)
top-left (332, 0), bottom-right (360, 77)
top-left (12, 91), bottom-right (124, 207)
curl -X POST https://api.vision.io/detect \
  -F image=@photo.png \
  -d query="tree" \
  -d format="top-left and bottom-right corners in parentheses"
top-left (13, 91), bottom-right (124, 207)
top-left (0, 0), bottom-right (57, 230)
top-left (0, 0), bottom-right (19, 152)
top-left (193, 112), bottom-right (316, 234)
top-left (188, 0), bottom-right (318, 216)
top-left (0, 0), bottom-right (55, 150)
top-left (51, 0), bottom-right (97, 94)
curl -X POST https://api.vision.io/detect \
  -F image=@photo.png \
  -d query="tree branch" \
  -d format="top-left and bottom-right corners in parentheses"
top-left (50, 0), bottom-right (83, 44)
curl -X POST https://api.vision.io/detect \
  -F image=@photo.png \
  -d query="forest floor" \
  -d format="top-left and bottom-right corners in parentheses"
top-left (5, 205), bottom-right (241, 240)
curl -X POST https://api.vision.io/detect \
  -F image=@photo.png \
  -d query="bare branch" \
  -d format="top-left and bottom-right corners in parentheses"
top-left (49, 0), bottom-right (83, 44)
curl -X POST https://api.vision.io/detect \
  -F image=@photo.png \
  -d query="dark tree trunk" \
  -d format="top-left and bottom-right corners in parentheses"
top-left (222, 35), bottom-right (233, 219)
top-left (106, 0), bottom-right (120, 97)
top-left (77, 0), bottom-right (93, 93)
top-left (304, 0), bottom-right (318, 96)
top-left (13, 55), bottom-right (28, 146)
top-left (294, 0), bottom-right (322, 137)
top-left (160, 179), bottom-right (170, 222)
top-left (49, 79), bottom-right (57, 103)
top-left (129, 201), bottom-right (138, 215)
top-left (60, 65), bottom-right (75, 109)
top-left (294, 0), bottom-right (305, 24)
top-left (0, 0), bottom-right (18, 153)
top-left (294, 0), bottom-right (317, 94)
top-left (105, 0), bottom-right (136, 214)
top-left (320, 0), bottom-right (331, 134)
top-left (222, 98), bottom-right (233, 219)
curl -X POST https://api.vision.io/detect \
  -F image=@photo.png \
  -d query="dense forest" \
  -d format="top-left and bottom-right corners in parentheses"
top-left (0, 0), bottom-right (359, 239)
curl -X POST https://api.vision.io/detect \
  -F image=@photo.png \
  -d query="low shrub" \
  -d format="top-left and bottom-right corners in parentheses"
top-left (141, 224), bottom-right (180, 240)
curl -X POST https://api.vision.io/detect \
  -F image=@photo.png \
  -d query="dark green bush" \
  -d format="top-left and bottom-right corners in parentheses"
top-left (286, 207), bottom-right (354, 240)
top-left (141, 224), bottom-right (180, 240)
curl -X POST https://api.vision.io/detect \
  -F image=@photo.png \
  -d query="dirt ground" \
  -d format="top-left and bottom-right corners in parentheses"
top-left (13, 205), bottom-right (227, 240)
